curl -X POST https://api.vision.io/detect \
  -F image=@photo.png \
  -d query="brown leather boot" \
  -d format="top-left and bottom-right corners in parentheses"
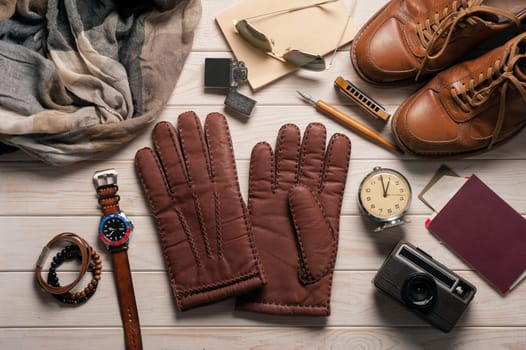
top-left (351, 0), bottom-right (525, 84)
top-left (391, 31), bottom-right (526, 157)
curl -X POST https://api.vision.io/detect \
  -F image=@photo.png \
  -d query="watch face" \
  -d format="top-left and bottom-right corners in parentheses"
top-left (99, 213), bottom-right (132, 246)
top-left (358, 167), bottom-right (412, 221)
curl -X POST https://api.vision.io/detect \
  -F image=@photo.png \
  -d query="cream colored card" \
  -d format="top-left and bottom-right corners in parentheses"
top-left (215, 0), bottom-right (356, 90)
top-left (421, 175), bottom-right (468, 213)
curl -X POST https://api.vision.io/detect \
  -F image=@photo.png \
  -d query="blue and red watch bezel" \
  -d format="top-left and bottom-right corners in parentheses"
top-left (98, 213), bottom-right (132, 247)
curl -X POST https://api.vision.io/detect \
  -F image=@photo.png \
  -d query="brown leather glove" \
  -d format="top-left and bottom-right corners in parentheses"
top-left (135, 111), bottom-right (266, 311)
top-left (236, 122), bottom-right (351, 316)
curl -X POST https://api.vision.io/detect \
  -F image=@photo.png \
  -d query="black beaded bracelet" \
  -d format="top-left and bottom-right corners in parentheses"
top-left (45, 243), bottom-right (102, 305)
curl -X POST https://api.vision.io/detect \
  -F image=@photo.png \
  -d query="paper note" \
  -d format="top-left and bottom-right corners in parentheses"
top-left (421, 175), bottom-right (468, 213)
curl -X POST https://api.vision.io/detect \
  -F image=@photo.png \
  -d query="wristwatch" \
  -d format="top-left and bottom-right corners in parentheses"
top-left (93, 168), bottom-right (143, 350)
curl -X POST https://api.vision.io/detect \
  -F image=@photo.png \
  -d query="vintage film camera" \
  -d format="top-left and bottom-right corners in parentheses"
top-left (373, 240), bottom-right (476, 332)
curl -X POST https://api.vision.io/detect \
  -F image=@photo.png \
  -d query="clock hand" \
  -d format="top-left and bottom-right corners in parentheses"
top-left (385, 177), bottom-right (391, 196)
top-left (380, 175), bottom-right (387, 197)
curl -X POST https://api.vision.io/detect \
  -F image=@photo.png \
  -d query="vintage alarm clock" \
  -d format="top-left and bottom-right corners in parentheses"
top-left (358, 166), bottom-right (412, 232)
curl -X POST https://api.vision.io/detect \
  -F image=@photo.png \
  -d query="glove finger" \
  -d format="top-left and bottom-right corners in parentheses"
top-left (205, 112), bottom-right (253, 250)
top-left (152, 121), bottom-right (188, 194)
top-left (249, 141), bottom-right (274, 198)
top-left (288, 184), bottom-right (337, 283)
top-left (177, 112), bottom-right (220, 258)
top-left (204, 113), bottom-right (238, 186)
top-left (275, 124), bottom-right (300, 190)
top-left (177, 111), bottom-right (213, 185)
top-left (153, 118), bottom-right (216, 258)
top-left (298, 122), bottom-right (326, 189)
top-left (135, 147), bottom-right (203, 266)
top-left (320, 133), bottom-right (351, 227)
top-left (135, 147), bottom-right (188, 246)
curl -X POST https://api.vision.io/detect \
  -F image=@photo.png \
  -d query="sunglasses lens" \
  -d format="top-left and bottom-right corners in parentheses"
top-left (282, 49), bottom-right (326, 71)
top-left (235, 20), bottom-right (273, 52)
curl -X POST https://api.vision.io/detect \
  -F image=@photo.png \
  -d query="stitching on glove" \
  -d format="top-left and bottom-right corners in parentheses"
top-left (204, 113), bottom-right (225, 258)
top-left (207, 113), bottom-right (265, 282)
top-left (289, 184), bottom-right (337, 284)
top-left (241, 199), bottom-right (266, 283)
top-left (177, 270), bottom-right (263, 297)
top-left (157, 121), bottom-right (187, 187)
top-left (219, 114), bottom-right (265, 280)
top-left (151, 127), bottom-right (203, 266)
top-left (178, 111), bottom-right (213, 185)
top-left (193, 111), bottom-right (213, 179)
top-left (320, 134), bottom-right (351, 241)
top-left (248, 142), bottom-right (274, 197)
top-left (240, 299), bottom-right (329, 309)
top-left (240, 269), bottom-right (334, 314)
top-left (134, 151), bottom-right (193, 301)
top-left (324, 268), bottom-right (335, 315)
top-left (240, 181), bottom-right (264, 281)
top-left (214, 191), bottom-right (223, 258)
top-left (192, 191), bottom-right (212, 258)
top-left (149, 125), bottom-right (205, 268)
top-left (275, 124), bottom-right (300, 189)
top-left (174, 207), bottom-right (201, 266)
top-left (321, 133), bottom-right (351, 196)
top-left (205, 117), bottom-right (217, 182)
top-left (298, 122), bottom-right (326, 189)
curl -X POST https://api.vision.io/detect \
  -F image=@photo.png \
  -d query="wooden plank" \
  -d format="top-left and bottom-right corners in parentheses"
top-left (1, 0), bottom-right (525, 344)
top-left (168, 51), bottom-right (418, 107)
top-left (2, 102), bottom-right (525, 163)
top-left (1, 327), bottom-right (525, 350)
top-left (1, 159), bottom-right (526, 216)
top-left (0, 215), bottom-right (491, 272)
top-left (2, 271), bottom-right (524, 327)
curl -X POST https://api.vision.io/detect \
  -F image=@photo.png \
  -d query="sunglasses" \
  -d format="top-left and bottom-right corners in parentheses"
top-left (233, 0), bottom-right (350, 71)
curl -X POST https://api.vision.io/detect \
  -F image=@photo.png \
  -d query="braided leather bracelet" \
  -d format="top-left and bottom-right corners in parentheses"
top-left (47, 244), bottom-right (101, 304)
top-left (35, 232), bottom-right (102, 304)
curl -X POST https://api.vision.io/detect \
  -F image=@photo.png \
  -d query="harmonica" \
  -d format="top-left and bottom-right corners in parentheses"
top-left (334, 76), bottom-right (391, 121)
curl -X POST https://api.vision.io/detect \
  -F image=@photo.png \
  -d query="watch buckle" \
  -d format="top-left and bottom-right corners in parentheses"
top-left (93, 168), bottom-right (118, 188)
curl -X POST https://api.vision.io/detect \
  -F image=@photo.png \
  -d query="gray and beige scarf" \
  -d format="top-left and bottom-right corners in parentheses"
top-left (0, 0), bottom-right (201, 165)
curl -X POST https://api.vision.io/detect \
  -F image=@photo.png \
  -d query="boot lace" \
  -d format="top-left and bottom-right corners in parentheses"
top-left (451, 40), bottom-right (526, 148)
top-left (416, 0), bottom-right (521, 81)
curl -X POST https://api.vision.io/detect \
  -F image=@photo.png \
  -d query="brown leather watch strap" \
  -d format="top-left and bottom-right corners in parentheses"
top-left (93, 168), bottom-right (142, 349)
top-left (112, 249), bottom-right (143, 350)
top-left (97, 184), bottom-right (121, 216)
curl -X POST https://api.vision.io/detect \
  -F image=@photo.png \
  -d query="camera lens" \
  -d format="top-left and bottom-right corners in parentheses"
top-left (402, 273), bottom-right (437, 310)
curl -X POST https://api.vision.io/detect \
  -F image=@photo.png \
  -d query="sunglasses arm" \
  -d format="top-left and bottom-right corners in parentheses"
top-left (265, 52), bottom-right (288, 64)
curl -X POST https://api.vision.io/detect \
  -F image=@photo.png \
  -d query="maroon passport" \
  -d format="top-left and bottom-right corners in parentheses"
top-left (428, 175), bottom-right (526, 295)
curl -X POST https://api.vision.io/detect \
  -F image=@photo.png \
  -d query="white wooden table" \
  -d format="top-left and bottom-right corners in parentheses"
top-left (1, 0), bottom-right (525, 348)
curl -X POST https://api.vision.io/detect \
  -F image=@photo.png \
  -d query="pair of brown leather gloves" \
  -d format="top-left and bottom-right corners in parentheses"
top-left (135, 111), bottom-right (351, 316)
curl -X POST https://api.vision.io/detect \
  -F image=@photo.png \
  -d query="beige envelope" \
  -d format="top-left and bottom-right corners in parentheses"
top-left (216, 0), bottom-right (356, 90)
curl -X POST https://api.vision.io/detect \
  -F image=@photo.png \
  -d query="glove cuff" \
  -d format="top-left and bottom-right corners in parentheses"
top-left (174, 270), bottom-right (265, 311)
top-left (236, 298), bottom-right (330, 316)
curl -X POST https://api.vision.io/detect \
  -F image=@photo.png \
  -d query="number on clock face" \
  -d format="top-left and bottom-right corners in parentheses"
top-left (103, 217), bottom-right (127, 241)
top-left (359, 170), bottom-right (410, 220)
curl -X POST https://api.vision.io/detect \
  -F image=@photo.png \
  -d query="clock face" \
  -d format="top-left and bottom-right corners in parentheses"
top-left (99, 214), bottom-right (131, 246)
top-left (359, 168), bottom-right (411, 221)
